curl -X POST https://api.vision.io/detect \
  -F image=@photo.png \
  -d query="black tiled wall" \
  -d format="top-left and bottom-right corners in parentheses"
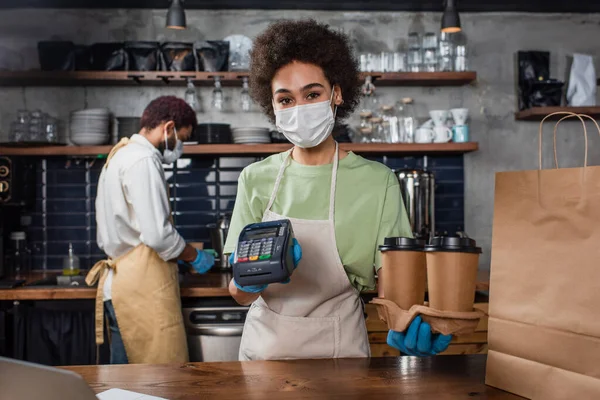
top-left (24, 154), bottom-right (464, 270)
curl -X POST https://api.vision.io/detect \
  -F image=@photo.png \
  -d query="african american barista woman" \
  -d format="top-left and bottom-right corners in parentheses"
top-left (223, 20), bottom-right (453, 361)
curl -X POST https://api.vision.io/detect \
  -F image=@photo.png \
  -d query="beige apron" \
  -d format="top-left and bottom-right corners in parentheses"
top-left (86, 138), bottom-right (189, 364)
top-left (238, 143), bottom-right (371, 361)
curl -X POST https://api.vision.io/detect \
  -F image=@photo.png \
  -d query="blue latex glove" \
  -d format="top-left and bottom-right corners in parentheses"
top-left (178, 249), bottom-right (215, 274)
top-left (387, 316), bottom-right (453, 356)
top-left (231, 238), bottom-right (302, 293)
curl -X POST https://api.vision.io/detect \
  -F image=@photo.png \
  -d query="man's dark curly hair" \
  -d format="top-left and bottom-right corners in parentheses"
top-left (140, 96), bottom-right (197, 131)
top-left (250, 19), bottom-right (361, 123)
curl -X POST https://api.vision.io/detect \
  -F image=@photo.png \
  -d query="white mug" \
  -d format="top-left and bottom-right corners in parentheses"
top-left (433, 126), bottom-right (453, 143)
top-left (415, 128), bottom-right (434, 143)
top-left (429, 110), bottom-right (449, 127)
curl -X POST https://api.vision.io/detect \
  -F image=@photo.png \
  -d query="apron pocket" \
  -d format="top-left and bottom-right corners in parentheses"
top-left (240, 303), bottom-right (340, 360)
top-left (153, 278), bottom-right (184, 330)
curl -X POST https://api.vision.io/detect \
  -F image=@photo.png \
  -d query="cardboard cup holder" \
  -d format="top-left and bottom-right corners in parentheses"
top-left (370, 298), bottom-right (485, 336)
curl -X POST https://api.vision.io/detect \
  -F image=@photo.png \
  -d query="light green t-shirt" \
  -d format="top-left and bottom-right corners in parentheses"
top-left (223, 151), bottom-right (412, 292)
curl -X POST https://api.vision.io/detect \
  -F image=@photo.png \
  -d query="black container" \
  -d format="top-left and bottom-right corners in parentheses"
top-left (527, 80), bottom-right (564, 108)
top-left (125, 41), bottom-right (162, 71)
top-left (425, 235), bottom-right (482, 254)
top-left (161, 42), bottom-right (196, 71)
top-left (518, 51), bottom-right (550, 84)
top-left (74, 45), bottom-right (91, 71)
top-left (38, 41), bottom-right (76, 71)
top-left (90, 43), bottom-right (127, 71)
top-left (194, 41), bottom-right (229, 72)
top-left (194, 123), bottom-right (233, 144)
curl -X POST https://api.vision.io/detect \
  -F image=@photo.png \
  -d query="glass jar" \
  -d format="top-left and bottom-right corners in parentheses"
top-left (453, 32), bottom-right (469, 72)
top-left (381, 105), bottom-right (400, 143)
top-left (370, 117), bottom-right (385, 143)
top-left (399, 98), bottom-right (417, 143)
top-left (7, 231), bottom-right (31, 279)
top-left (438, 32), bottom-right (455, 72)
top-left (62, 243), bottom-right (81, 276)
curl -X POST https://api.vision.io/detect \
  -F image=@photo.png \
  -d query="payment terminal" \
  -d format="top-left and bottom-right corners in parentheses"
top-left (233, 219), bottom-right (295, 287)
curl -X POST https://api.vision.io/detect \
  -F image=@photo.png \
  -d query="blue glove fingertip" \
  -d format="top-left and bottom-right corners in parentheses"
top-left (404, 315), bottom-right (422, 351)
top-left (432, 334), bottom-right (453, 354)
top-left (416, 321), bottom-right (433, 354)
top-left (291, 238), bottom-right (302, 268)
top-left (387, 331), bottom-right (408, 354)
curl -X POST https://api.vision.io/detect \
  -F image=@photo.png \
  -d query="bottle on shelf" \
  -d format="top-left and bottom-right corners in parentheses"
top-left (7, 231), bottom-right (31, 280)
top-left (62, 243), bottom-right (81, 276)
top-left (398, 98), bottom-right (417, 143)
top-left (381, 105), bottom-right (401, 143)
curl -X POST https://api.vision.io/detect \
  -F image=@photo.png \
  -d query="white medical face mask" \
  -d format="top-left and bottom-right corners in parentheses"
top-left (274, 89), bottom-right (337, 148)
top-left (163, 127), bottom-right (183, 164)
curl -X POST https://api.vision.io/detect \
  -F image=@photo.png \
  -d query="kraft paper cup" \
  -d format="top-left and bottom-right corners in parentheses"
top-left (379, 237), bottom-right (426, 310)
top-left (425, 236), bottom-right (482, 312)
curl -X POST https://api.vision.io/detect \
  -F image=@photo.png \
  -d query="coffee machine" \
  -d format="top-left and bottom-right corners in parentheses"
top-left (394, 169), bottom-right (435, 241)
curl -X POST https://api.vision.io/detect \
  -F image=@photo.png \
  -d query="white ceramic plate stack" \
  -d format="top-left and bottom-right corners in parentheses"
top-left (70, 108), bottom-right (111, 146)
top-left (232, 127), bottom-right (271, 144)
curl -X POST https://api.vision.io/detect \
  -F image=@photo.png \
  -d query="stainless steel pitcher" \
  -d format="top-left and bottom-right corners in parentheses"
top-left (394, 169), bottom-right (435, 241)
top-left (209, 214), bottom-right (230, 270)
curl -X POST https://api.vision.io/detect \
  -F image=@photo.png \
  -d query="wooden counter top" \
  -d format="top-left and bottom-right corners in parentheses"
top-left (0, 271), bottom-right (232, 301)
top-left (0, 269), bottom-right (491, 301)
top-left (63, 355), bottom-right (520, 399)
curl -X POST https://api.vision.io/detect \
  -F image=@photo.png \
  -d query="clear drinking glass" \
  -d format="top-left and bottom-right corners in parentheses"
top-left (423, 49), bottom-right (437, 72)
top-left (29, 117), bottom-right (44, 142)
top-left (240, 77), bottom-right (251, 112)
top-left (367, 53), bottom-right (381, 72)
top-left (392, 52), bottom-right (407, 72)
top-left (211, 76), bottom-right (224, 111)
top-left (422, 33), bottom-right (438, 50)
top-left (408, 49), bottom-right (423, 72)
top-left (10, 122), bottom-right (26, 142)
top-left (17, 110), bottom-right (30, 125)
top-left (45, 117), bottom-right (58, 143)
top-left (438, 32), bottom-right (454, 72)
top-left (359, 54), bottom-right (369, 72)
top-left (453, 32), bottom-right (469, 72)
top-left (381, 52), bottom-right (395, 72)
top-left (422, 33), bottom-right (438, 72)
top-left (408, 32), bottom-right (422, 49)
top-left (399, 98), bottom-right (417, 143)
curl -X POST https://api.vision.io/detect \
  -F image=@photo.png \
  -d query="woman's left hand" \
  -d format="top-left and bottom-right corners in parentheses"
top-left (387, 316), bottom-right (453, 356)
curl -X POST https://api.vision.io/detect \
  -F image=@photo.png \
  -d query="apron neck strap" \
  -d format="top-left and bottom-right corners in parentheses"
top-left (265, 142), bottom-right (340, 222)
top-left (104, 137), bottom-right (130, 168)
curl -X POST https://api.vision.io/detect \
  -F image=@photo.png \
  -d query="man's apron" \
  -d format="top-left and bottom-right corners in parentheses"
top-left (86, 138), bottom-right (189, 364)
top-left (238, 143), bottom-right (371, 360)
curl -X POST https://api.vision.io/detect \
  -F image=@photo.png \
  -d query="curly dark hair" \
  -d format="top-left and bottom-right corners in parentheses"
top-left (140, 96), bottom-right (197, 131)
top-left (250, 19), bottom-right (361, 123)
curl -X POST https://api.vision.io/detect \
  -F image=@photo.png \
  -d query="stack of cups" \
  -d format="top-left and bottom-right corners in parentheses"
top-left (425, 236), bottom-right (482, 312)
top-left (379, 237), bottom-right (427, 310)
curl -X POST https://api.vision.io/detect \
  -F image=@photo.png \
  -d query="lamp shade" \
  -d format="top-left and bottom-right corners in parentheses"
top-left (166, 0), bottom-right (186, 30)
top-left (441, 0), bottom-right (461, 33)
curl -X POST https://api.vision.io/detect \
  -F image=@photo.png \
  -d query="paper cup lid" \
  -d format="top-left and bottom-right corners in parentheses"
top-left (425, 236), bottom-right (482, 254)
top-left (379, 237), bottom-right (425, 252)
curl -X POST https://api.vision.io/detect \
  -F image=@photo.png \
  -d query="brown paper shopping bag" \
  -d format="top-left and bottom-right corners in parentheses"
top-left (486, 113), bottom-right (600, 399)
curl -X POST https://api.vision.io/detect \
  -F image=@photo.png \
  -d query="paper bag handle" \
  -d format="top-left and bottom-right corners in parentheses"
top-left (552, 113), bottom-right (600, 169)
top-left (538, 112), bottom-right (588, 170)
